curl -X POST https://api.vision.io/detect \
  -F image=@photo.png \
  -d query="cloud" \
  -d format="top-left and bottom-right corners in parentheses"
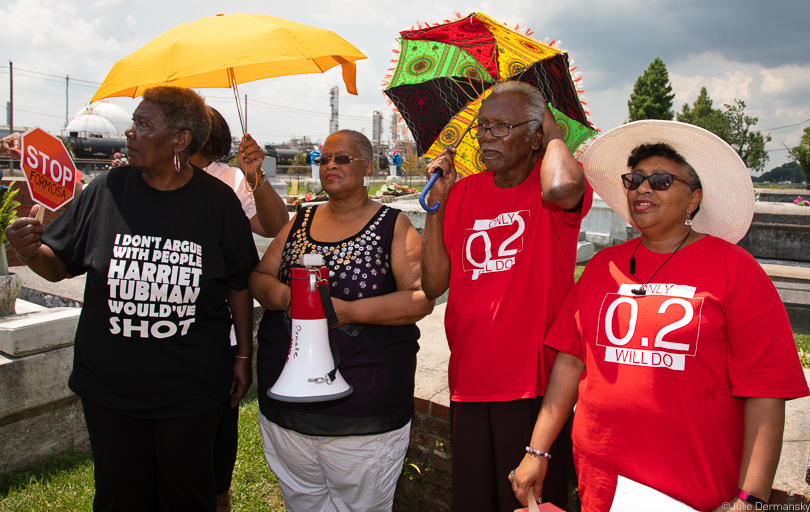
top-left (2, 0), bottom-right (808, 171)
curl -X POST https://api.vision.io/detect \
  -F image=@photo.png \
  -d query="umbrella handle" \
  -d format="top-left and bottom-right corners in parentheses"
top-left (419, 172), bottom-right (442, 212)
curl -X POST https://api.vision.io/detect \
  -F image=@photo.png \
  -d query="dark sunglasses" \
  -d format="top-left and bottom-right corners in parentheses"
top-left (314, 155), bottom-right (366, 166)
top-left (621, 172), bottom-right (690, 191)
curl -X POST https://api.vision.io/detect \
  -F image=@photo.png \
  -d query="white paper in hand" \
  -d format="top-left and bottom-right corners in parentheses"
top-left (608, 476), bottom-right (700, 512)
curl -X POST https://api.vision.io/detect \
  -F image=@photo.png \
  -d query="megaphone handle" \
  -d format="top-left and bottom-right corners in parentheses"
top-left (316, 280), bottom-right (339, 326)
top-left (315, 280), bottom-right (362, 337)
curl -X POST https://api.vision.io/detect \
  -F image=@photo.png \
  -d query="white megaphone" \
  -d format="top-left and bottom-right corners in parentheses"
top-left (267, 254), bottom-right (353, 402)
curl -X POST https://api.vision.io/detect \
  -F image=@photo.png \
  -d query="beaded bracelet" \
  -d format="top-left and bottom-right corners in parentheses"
top-left (526, 446), bottom-right (552, 459)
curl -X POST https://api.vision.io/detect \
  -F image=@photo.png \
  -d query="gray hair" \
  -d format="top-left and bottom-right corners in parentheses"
top-left (485, 81), bottom-right (546, 134)
top-left (328, 129), bottom-right (373, 162)
top-left (142, 86), bottom-right (211, 157)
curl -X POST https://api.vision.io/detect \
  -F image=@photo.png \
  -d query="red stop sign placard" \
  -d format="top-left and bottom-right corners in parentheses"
top-left (20, 127), bottom-right (77, 211)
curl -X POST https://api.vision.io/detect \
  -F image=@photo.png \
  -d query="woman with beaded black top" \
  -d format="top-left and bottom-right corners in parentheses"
top-left (510, 121), bottom-right (808, 512)
top-left (249, 129), bottom-right (433, 512)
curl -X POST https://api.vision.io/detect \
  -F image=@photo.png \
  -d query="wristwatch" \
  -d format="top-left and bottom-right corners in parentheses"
top-left (737, 489), bottom-right (768, 508)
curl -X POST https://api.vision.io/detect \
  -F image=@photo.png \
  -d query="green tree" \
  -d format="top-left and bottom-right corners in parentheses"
top-left (628, 57), bottom-right (675, 121)
top-left (677, 89), bottom-right (771, 172)
top-left (723, 99), bottom-right (771, 173)
top-left (787, 127), bottom-right (810, 190)
top-left (756, 162), bottom-right (804, 184)
top-left (676, 87), bottom-right (729, 139)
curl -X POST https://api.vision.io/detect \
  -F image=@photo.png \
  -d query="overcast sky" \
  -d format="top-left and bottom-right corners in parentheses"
top-left (2, 0), bottom-right (808, 171)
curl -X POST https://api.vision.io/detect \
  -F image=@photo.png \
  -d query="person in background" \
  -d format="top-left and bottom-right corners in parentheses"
top-left (511, 120), bottom-right (809, 511)
top-left (249, 129), bottom-right (433, 512)
top-left (5, 86), bottom-right (258, 512)
top-left (189, 106), bottom-right (288, 239)
top-left (420, 80), bottom-right (590, 511)
top-left (188, 106), bottom-right (289, 512)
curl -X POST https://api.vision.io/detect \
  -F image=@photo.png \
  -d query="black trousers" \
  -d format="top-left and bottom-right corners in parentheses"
top-left (82, 399), bottom-right (225, 512)
top-left (213, 403), bottom-right (240, 494)
top-left (450, 396), bottom-right (574, 512)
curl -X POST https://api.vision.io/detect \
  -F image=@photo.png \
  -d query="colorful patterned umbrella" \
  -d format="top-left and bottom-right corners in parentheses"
top-left (383, 12), bottom-right (597, 209)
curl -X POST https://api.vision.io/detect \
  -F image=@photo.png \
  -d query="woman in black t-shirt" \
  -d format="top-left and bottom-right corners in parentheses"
top-left (5, 86), bottom-right (258, 512)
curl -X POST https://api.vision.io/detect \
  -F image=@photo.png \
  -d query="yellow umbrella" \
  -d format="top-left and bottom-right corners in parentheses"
top-left (91, 13), bottom-right (367, 131)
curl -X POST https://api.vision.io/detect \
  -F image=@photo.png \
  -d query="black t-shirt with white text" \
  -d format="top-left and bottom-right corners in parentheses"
top-left (42, 166), bottom-right (259, 418)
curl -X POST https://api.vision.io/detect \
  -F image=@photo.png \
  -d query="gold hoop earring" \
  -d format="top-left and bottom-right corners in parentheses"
top-left (174, 153), bottom-right (181, 173)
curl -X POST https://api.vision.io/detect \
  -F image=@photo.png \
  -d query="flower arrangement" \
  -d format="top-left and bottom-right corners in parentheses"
top-left (794, 195), bottom-right (810, 207)
top-left (292, 192), bottom-right (328, 211)
top-left (0, 184), bottom-right (20, 244)
top-left (376, 184), bottom-right (418, 197)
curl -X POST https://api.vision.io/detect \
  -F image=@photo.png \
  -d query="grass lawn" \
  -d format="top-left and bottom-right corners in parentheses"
top-left (0, 392), bottom-right (285, 512)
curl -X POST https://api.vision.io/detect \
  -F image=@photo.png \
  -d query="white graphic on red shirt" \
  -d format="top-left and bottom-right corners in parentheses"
top-left (463, 210), bottom-right (528, 280)
top-left (596, 284), bottom-right (703, 371)
top-left (106, 234), bottom-right (202, 339)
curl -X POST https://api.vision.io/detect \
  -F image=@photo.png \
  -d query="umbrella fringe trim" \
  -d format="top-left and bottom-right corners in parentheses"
top-left (382, 12), bottom-right (599, 154)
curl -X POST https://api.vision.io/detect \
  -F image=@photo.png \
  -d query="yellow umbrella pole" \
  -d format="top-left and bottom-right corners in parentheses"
top-left (228, 68), bottom-right (247, 135)
top-left (226, 68), bottom-right (263, 193)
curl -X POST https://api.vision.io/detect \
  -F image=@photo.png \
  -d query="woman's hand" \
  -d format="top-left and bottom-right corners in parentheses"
top-left (229, 357), bottom-right (253, 408)
top-left (6, 205), bottom-right (44, 259)
top-left (0, 132), bottom-right (21, 158)
top-left (510, 454), bottom-right (548, 507)
top-left (238, 133), bottom-right (265, 186)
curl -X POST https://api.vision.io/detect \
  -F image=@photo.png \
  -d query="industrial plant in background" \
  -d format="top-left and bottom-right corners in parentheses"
top-left (4, 84), bottom-right (417, 177)
top-left (62, 101), bottom-right (129, 159)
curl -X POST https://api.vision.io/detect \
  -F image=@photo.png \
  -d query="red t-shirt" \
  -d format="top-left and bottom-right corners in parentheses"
top-left (443, 157), bottom-right (592, 401)
top-left (546, 235), bottom-right (809, 512)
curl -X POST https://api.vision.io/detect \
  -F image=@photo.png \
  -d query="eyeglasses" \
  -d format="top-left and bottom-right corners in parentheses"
top-left (471, 120), bottom-right (538, 139)
top-left (621, 172), bottom-right (690, 191)
top-left (314, 155), bottom-right (366, 166)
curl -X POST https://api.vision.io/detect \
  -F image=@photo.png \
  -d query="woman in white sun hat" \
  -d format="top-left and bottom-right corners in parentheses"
top-left (509, 120), bottom-right (809, 511)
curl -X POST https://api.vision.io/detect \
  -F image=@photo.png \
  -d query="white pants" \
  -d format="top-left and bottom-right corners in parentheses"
top-left (258, 412), bottom-right (410, 512)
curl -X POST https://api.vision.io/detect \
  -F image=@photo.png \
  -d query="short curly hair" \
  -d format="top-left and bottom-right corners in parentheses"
top-left (628, 142), bottom-right (702, 218)
top-left (198, 107), bottom-right (232, 162)
top-left (141, 86), bottom-right (211, 157)
top-left (627, 143), bottom-right (701, 193)
top-left (485, 81), bottom-right (546, 134)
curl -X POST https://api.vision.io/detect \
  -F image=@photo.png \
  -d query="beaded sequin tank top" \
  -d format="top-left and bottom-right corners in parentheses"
top-left (278, 204), bottom-right (395, 296)
top-left (257, 204), bottom-right (420, 436)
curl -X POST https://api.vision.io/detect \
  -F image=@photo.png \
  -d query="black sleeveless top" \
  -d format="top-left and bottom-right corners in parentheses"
top-left (257, 205), bottom-right (420, 436)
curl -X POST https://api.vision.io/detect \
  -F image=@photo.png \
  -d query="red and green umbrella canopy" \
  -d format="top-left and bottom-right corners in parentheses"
top-left (384, 12), bottom-right (597, 178)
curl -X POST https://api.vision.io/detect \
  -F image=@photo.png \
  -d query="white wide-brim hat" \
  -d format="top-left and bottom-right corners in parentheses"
top-left (582, 120), bottom-right (754, 244)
